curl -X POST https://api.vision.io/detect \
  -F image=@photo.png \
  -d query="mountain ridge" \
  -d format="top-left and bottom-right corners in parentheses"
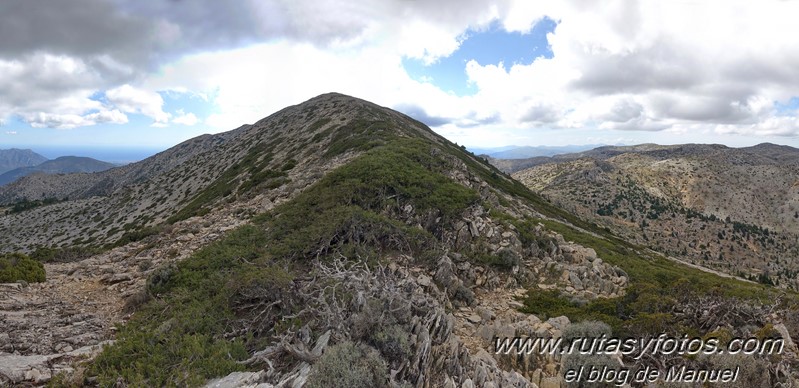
top-left (489, 142), bottom-right (799, 173)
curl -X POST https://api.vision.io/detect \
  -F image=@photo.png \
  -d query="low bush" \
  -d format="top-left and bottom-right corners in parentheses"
top-left (370, 324), bottom-right (412, 364)
top-left (306, 341), bottom-right (389, 388)
top-left (0, 253), bottom-right (46, 283)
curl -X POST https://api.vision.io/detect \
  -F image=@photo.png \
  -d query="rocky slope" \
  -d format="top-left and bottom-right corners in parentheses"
top-left (513, 143), bottom-right (799, 288)
top-left (0, 149), bottom-right (47, 175)
top-left (1, 94), bottom-right (797, 387)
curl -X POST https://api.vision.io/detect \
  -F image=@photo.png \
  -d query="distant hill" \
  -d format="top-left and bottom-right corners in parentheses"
top-left (513, 142), bottom-right (799, 287)
top-left (0, 148), bottom-right (48, 175)
top-left (475, 145), bottom-right (608, 174)
top-left (466, 145), bottom-right (517, 155)
top-left (0, 156), bottom-right (117, 186)
top-left (488, 144), bottom-right (604, 159)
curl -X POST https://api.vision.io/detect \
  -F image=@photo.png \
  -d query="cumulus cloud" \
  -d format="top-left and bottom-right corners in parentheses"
top-left (24, 110), bottom-right (128, 129)
top-left (453, 0), bottom-right (799, 139)
top-left (172, 110), bottom-right (199, 126)
top-left (106, 84), bottom-right (170, 125)
top-left (394, 104), bottom-right (450, 127)
top-left (520, 103), bottom-right (559, 126)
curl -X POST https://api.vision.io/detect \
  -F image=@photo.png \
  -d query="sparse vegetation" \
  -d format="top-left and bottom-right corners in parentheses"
top-left (112, 225), bottom-right (162, 247)
top-left (31, 245), bottom-right (103, 263)
top-left (8, 198), bottom-right (61, 213)
top-left (306, 341), bottom-right (389, 388)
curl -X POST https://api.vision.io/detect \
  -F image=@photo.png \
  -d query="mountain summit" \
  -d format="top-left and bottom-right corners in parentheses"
top-left (1, 94), bottom-right (797, 387)
top-left (0, 148), bottom-right (47, 175)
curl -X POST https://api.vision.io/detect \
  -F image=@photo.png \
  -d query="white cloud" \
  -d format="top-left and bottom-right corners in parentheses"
top-left (23, 109), bottom-right (128, 129)
top-left (87, 109), bottom-right (129, 125)
top-left (106, 84), bottom-right (170, 125)
top-left (0, 52), bottom-right (134, 129)
top-left (451, 0), bottom-right (799, 141)
top-left (0, 53), bottom-right (106, 124)
top-left (173, 110), bottom-right (199, 126)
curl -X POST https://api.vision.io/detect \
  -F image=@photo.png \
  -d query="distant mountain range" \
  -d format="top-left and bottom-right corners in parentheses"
top-left (0, 149), bottom-right (116, 186)
top-left (468, 144), bottom-right (605, 159)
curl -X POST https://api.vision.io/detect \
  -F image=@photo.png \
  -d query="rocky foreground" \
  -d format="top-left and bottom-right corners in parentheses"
top-left (0, 204), bottom-right (248, 385)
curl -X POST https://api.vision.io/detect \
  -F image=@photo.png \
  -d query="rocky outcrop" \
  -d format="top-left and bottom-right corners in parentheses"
top-left (532, 238), bottom-right (627, 300)
top-left (0, 341), bottom-right (112, 386)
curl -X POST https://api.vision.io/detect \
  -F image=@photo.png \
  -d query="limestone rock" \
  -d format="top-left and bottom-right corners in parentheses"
top-left (204, 371), bottom-right (271, 388)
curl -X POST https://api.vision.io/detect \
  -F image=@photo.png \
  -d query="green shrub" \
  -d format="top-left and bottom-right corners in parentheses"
top-left (253, 138), bottom-right (476, 261)
top-left (9, 198), bottom-right (60, 213)
top-left (112, 225), bottom-right (162, 247)
top-left (494, 248), bottom-right (521, 269)
top-left (280, 159), bottom-right (298, 171)
top-left (306, 341), bottom-right (389, 388)
top-left (0, 253), bottom-right (46, 283)
top-left (307, 117), bottom-right (332, 133)
top-left (370, 325), bottom-right (411, 364)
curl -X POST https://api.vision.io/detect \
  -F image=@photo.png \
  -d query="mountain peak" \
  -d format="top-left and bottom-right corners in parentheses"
top-left (0, 148), bottom-right (48, 175)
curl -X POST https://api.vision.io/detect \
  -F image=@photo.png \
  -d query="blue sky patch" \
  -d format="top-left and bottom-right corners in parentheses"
top-left (774, 97), bottom-right (799, 115)
top-left (402, 17), bottom-right (557, 96)
top-left (161, 90), bottom-right (216, 120)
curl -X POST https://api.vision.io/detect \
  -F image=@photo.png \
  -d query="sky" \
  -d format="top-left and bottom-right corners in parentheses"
top-left (1, 0), bottom-right (799, 160)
